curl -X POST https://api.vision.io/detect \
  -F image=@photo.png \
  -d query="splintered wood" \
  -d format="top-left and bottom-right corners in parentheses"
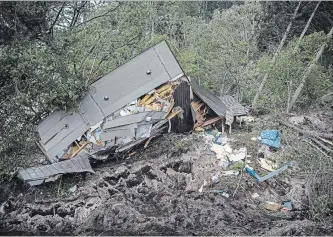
top-left (191, 101), bottom-right (221, 129)
top-left (137, 82), bottom-right (177, 113)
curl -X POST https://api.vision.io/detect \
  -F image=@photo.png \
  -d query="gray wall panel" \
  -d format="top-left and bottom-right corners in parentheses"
top-left (45, 123), bottom-right (89, 159)
top-left (38, 110), bottom-right (67, 138)
top-left (153, 42), bottom-right (183, 78)
top-left (100, 128), bottom-right (136, 141)
top-left (42, 112), bottom-right (86, 151)
top-left (40, 112), bottom-right (83, 145)
top-left (103, 112), bottom-right (149, 129)
top-left (79, 93), bottom-right (104, 125)
top-left (89, 42), bottom-right (173, 117)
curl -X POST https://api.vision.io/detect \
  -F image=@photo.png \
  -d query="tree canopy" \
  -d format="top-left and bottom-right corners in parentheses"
top-left (1, 1), bottom-right (332, 159)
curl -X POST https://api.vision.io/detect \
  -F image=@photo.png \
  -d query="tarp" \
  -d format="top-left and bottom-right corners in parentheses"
top-left (260, 130), bottom-right (281, 148)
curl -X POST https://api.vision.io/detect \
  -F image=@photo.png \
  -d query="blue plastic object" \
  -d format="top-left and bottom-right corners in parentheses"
top-left (246, 162), bottom-right (292, 182)
top-left (260, 130), bottom-right (281, 148)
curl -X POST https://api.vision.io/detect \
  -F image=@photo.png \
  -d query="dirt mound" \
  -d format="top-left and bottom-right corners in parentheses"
top-left (0, 133), bottom-right (332, 235)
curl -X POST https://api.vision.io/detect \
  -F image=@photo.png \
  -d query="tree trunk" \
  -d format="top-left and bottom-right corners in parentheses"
top-left (288, 26), bottom-right (333, 111)
top-left (292, 1), bottom-right (321, 54)
top-left (252, 1), bottom-right (301, 108)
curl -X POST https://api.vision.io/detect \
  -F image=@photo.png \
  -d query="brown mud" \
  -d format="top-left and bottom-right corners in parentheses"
top-left (0, 131), bottom-right (332, 236)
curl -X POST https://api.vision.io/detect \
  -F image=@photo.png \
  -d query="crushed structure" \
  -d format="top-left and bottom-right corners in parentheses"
top-left (19, 40), bottom-right (245, 186)
top-left (17, 156), bottom-right (94, 186)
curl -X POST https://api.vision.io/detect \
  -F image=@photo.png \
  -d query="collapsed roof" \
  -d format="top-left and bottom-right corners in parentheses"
top-left (37, 41), bottom-right (184, 163)
top-left (20, 40), bottom-right (234, 186)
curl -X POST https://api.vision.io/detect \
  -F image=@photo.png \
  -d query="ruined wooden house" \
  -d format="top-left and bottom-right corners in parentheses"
top-left (19, 40), bottom-right (248, 186)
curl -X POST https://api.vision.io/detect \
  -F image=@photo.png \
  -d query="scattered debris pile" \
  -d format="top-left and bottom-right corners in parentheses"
top-left (197, 126), bottom-right (295, 214)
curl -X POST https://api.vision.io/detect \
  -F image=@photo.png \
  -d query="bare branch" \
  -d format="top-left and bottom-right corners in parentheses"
top-left (75, 3), bottom-right (121, 28)
top-left (48, 2), bottom-right (66, 34)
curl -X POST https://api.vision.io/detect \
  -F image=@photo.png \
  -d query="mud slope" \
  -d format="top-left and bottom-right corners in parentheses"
top-left (0, 134), bottom-right (331, 236)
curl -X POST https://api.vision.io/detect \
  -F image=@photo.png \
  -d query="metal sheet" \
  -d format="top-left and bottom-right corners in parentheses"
top-left (219, 95), bottom-right (248, 117)
top-left (89, 52), bottom-right (165, 116)
top-left (103, 112), bottom-right (148, 129)
top-left (103, 111), bottom-right (166, 129)
top-left (88, 41), bottom-right (183, 117)
top-left (37, 110), bottom-right (67, 138)
top-left (18, 156), bottom-right (94, 186)
top-left (136, 124), bottom-right (152, 139)
top-left (40, 112), bottom-right (85, 146)
top-left (45, 123), bottom-right (90, 160)
top-left (103, 123), bottom-right (138, 132)
top-left (79, 93), bottom-right (105, 125)
top-left (153, 41), bottom-right (183, 78)
top-left (190, 80), bottom-right (227, 117)
top-left (100, 128), bottom-right (136, 141)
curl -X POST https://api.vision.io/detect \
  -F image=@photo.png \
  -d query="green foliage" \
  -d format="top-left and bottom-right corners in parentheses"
top-left (256, 32), bottom-right (333, 110)
top-left (0, 1), bottom-right (332, 172)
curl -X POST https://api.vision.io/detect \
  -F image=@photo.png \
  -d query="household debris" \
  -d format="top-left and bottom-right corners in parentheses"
top-left (264, 201), bottom-right (282, 211)
top-left (251, 193), bottom-right (260, 199)
top-left (245, 162), bottom-right (293, 182)
top-left (199, 180), bottom-right (208, 192)
top-left (220, 95), bottom-right (250, 133)
top-left (258, 158), bottom-right (276, 172)
top-left (68, 185), bottom-right (77, 193)
top-left (228, 147), bottom-right (247, 162)
top-left (281, 201), bottom-right (293, 212)
top-left (17, 156), bottom-right (94, 186)
top-left (260, 130), bottom-right (281, 148)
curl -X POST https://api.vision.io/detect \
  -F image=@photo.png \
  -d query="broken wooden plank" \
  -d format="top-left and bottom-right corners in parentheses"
top-left (200, 117), bottom-right (222, 127)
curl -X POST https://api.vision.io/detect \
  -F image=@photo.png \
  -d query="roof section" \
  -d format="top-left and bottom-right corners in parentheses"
top-left (190, 80), bottom-right (227, 117)
top-left (89, 40), bottom-right (183, 117)
top-left (18, 155), bottom-right (94, 186)
top-left (36, 40), bottom-right (183, 162)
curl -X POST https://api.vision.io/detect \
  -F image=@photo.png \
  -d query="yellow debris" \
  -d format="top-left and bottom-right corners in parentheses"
top-left (194, 127), bottom-right (205, 132)
top-left (145, 93), bottom-right (157, 105)
top-left (156, 84), bottom-right (171, 93)
top-left (139, 94), bottom-right (151, 106)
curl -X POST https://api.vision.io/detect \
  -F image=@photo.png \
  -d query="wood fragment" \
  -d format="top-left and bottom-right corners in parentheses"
top-left (144, 136), bottom-right (153, 148)
top-left (164, 101), bottom-right (175, 118)
top-left (70, 142), bottom-right (89, 158)
top-left (159, 88), bottom-right (173, 98)
top-left (201, 117), bottom-right (222, 127)
top-left (156, 83), bottom-right (171, 93)
top-left (145, 93), bottom-right (157, 105)
top-left (166, 107), bottom-right (183, 120)
top-left (279, 115), bottom-right (333, 140)
top-left (139, 94), bottom-right (151, 106)
top-left (310, 137), bottom-right (333, 153)
top-left (303, 139), bottom-right (329, 157)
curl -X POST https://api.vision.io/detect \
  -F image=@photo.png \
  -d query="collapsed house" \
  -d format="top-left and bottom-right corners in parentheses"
top-left (18, 40), bottom-right (248, 186)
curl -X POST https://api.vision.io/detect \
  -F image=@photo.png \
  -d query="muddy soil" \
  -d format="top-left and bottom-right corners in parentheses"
top-left (0, 133), bottom-right (332, 236)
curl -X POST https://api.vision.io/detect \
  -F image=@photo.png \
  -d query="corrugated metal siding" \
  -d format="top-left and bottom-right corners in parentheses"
top-left (190, 80), bottom-right (227, 117)
top-left (18, 156), bottom-right (94, 186)
top-left (171, 81), bottom-right (193, 133)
